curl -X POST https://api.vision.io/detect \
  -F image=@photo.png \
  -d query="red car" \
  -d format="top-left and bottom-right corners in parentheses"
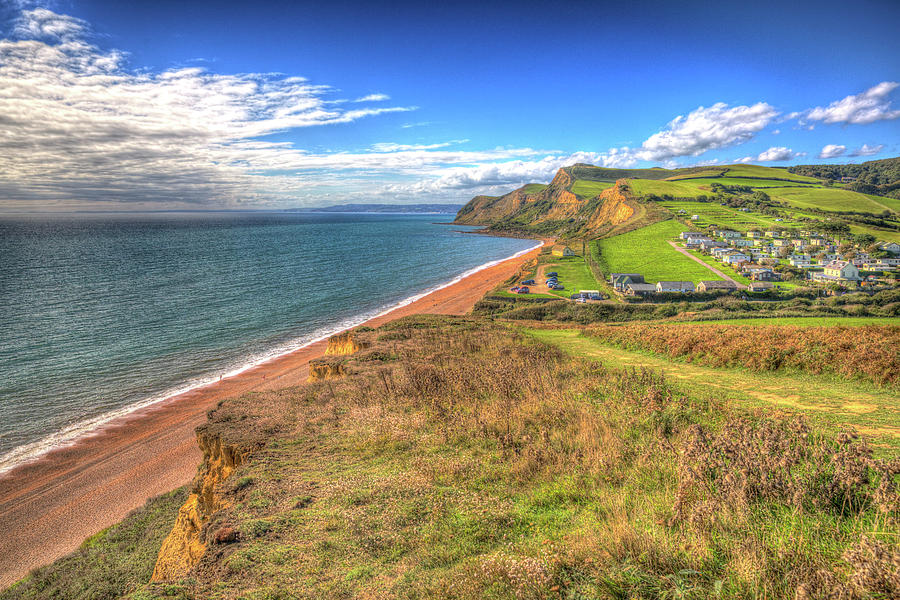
top-left (517, 286), bottom-right (530, 294)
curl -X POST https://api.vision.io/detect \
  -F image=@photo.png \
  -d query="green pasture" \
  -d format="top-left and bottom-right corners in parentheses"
top-left (767, 186), bottom-right (900, 214)
top-left (570, 179), bottom-right (613, 199)
top-left (520, 183), bottom-right (547, 194)
top-left (540, 255), bottom-right (602, 298)
top-left (659, 200), bottom-right (805, 231)
top-left (593, 220), bottom-right (723, 284)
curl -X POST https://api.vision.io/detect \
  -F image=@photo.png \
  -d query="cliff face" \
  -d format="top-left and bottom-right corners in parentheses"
top-left (454, 165), bottom-right (638, 237)
top-left (152, 431), bottom-right (246, 581)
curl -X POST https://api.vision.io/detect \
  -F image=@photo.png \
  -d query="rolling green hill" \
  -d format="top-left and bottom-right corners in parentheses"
top-left (455, 159), bottom-right (900, 243)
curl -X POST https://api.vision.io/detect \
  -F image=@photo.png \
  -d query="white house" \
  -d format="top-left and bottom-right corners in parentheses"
top-left (877, 242), bottom-right (900, 255)
top-left (656, 281), bottom-right (696, 293)
top-left (822, 260), bottom-right (860, 281)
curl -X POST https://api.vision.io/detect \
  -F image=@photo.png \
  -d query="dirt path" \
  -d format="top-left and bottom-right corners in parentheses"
top-left (667, 240), bottom-right (746, 289)
top-left (0, 242), bottom-right (544, 588)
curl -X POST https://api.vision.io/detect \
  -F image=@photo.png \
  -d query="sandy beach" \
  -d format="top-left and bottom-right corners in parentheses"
top-left (0, 242), bottom-right (541, 588)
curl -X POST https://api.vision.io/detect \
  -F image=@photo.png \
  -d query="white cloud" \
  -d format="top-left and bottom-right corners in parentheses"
top-left (635, 102), bottom-right (779, 161)
top-left (756, 146), bottom-right (803, 162)
top-left (354, 93), bottom-right (389, 102)
top-left (805, 82), bottom-right (900, 125)
top-left (395, 149), bottom-right (637, 195)
top-left (818, 144), bottom-right (847, 159)
top-left (0, 8), bottom-right (432, 207)
top-left (849, 143), bottom-right (885, 157)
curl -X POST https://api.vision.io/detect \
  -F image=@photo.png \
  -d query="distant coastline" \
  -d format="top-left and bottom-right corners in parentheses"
top-left (296, 203), bottom-right (462, 214)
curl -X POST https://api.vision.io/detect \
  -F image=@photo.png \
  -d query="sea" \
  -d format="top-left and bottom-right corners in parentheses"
top-left (0, 211), bottom-right (537, 474)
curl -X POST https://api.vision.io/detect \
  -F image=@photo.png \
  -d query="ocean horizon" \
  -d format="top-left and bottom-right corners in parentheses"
top-left (0, 211), bottom-right (537, 474)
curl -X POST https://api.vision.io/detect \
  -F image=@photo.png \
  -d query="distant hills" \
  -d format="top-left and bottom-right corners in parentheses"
top-left (296, 203), bottom-right (462, 214)
top-left (454, 159), bottom-right (900, 242)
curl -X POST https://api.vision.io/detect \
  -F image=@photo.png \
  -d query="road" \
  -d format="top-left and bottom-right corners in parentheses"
top-left (667, 241), bottom-right (747, 289)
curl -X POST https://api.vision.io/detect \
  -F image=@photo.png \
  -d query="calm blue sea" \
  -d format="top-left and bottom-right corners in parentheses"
top-left (0, 212), bottom-right (536, 472)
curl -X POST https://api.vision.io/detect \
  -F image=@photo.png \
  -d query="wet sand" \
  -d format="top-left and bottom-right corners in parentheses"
top-left (0, 242), bottom-right (542, 588)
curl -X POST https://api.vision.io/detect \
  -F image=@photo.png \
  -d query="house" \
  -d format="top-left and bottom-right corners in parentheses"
top-left (815, 253), bottom-right (839, 263)
top-left (749, 269), bottom-right (780, 282)
top-left (680, 231), bottom-right (704, 240)
top-left (701, 240), bottom-right (727, 251)
top-left (697, 280), bottom-right (739, 292)
top-left (820, 260), bottom-right (860, 281)
top-left (840, 176), bottom-right (858, 183)
top-left (716, 230), bottom-right (741, 239)
top-left (722, 251), bottom-right (750, 265)
top-left (655, 281), bottom-right (696, 293)
top-left (747, 230), bottom-right (762, 238)
top-left (732, 238), bottom-right (754, 247)
top-left (877, 242), bottom-right (900, 255)
top-left (691, 215), bottom-right (700, 221)
top-left (789, 255), bottom-right (812, 267)
top-left (551, 245), bottom-right (576, 257)
top-left (772, 239), bottom-right (790, 247)
top-left (685, 236), bottom-right (712, 248)
top-left (711, 247), bottom-right (732, 259)
top-left (764, 231), bottom-right (780, 238)
top-left (625, 283), bottom-right (657, 296)
top-left (610, 273), bottom-right (644, 291)
top-left (747, 281), bottom-right (775, 292)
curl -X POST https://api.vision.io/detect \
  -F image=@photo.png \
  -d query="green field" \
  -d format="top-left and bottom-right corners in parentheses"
top-left (718, 164), bottom-right (822, 182)
top-left (570, 179), bottom-right (613, 199)
top-left (593, 219), bottom-right (724, 284)
top-left (767, 186), bottom-right (900, 214)
top-left (526, 328), bottom-right (899, 453)
top-left (520, 183), bottom-right (547, 194)
top-left (540, 255), bottom-right (602, 298)
top-left (659, 200), bottom-right (806, 231)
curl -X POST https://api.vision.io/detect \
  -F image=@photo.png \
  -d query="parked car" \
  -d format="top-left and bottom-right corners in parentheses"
top-left (520, 279), bottom-right (535, 285)
top-left (570, 293), bottom-right (581, 300)
top-left (577, 297), bottom-right (586, 303)
top-left (545, 272), bottom-right (558, 277)
top-left (517, 286), bottom-right (530, 294)
top-left (551, 284), bottom-right (564, 290)
top-left (588, 293), bottom-right (602, 300)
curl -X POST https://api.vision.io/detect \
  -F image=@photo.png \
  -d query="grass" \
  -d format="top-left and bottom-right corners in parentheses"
top-left (539, 255), bottom-right (601, 298)
top-left (768, 186), bottom-right (900, 214)
top-left (659, 200), bottom-right (807, 231)
top-left (525, 328), bottom-right (900, 453)
top-left (520, 183), bottom-right (548, 195)
top-left (594, 220), bottom-right (724, 284)
top-left (682, 248), bottom-right (752, 285)
top-left (570, 179), bottom-right (613, 199)
top-left (13, 317), bottom-right (900, 599)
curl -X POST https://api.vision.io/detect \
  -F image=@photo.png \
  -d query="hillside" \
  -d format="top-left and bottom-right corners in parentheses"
top-left (454, 164), bottom-right (678, 237)
top-left (789, 156), bottom-right (900, 199)
top-left (456, 160), bottom-right (900, 243)
top-left (7, 317), bottom-right (898, 599)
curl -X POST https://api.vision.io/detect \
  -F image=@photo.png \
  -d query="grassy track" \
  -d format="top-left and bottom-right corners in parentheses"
top-left (525, 328), bottom-right (900, 454)
top-left (594, 220), bottom-right (723, 284)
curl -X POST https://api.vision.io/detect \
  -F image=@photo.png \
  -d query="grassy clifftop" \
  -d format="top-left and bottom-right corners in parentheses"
top-left (9, 316), bottom-right (898, 599)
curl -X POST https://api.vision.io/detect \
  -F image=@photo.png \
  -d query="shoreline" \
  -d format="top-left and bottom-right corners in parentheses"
top-left (0, 240), bottom-right (541, 477)
top-left (0, 240), bottom-right (543, 588)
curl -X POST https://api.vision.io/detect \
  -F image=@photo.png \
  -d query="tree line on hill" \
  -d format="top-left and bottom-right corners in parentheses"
top-left (788, 157), bottom-right (900, 199)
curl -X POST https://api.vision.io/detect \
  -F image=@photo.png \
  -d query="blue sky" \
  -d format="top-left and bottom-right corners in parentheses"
top-left (1, 0), bottom-right (898, 210)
